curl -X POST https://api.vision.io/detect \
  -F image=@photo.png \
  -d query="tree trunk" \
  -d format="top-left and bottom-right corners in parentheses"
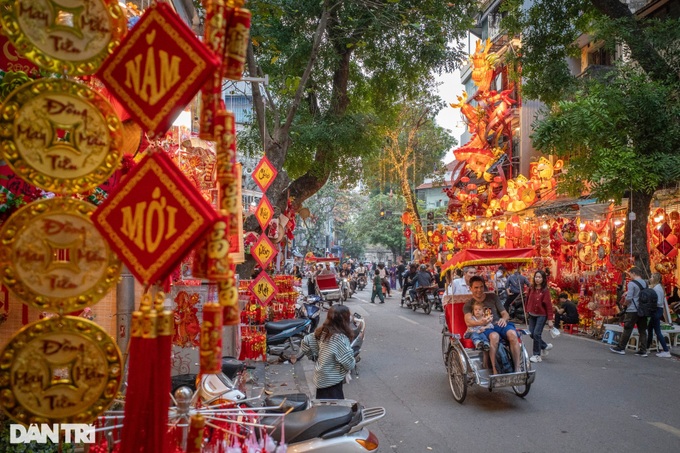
top-left (623, 189), bottom-right (653, 276)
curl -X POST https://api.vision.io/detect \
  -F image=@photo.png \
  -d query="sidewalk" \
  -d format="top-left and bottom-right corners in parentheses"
top-left (246, 357), bottom-right (316, 400)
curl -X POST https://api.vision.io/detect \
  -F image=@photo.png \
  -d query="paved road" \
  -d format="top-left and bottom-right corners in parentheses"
top-left (333, 287), bottom-right (680, 453)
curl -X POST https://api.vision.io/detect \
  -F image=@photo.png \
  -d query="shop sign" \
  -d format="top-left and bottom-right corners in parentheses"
top-left (249, 271), bottom-right (277, 306)
top-left (92, 152), bottom-right (217, 285)
top-left (251, 234), bottom-right (277, 269)
top-left (98, 2), bottom-right (219, 137)
top-left (252, 156), bottom-right (277, 192)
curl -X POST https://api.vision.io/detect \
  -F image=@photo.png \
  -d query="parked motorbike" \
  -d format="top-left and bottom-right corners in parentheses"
top-left (404, 285), bottom-right (436, 314)
top-left (193, 356), bottom-right (385, 453)
top-left (296, 294), bottom-right (322, 332)
top-left (266, 317), bottom-right (311, 361)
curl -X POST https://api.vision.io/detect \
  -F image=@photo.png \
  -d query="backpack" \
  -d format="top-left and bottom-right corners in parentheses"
top-left (495, 344), bottom-right (514, 374)
top-left (632, 280), bottom-right (657, 317)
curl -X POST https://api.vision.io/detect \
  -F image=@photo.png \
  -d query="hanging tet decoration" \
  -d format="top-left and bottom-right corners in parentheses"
top-left (251, 234), bottom-right (278, 270)
top-left (93, 151), bottom-right (218, 286)
top-left (249, 271), bottom-right (278, 306)
top-left (98, 2), bottom-right (220, 137)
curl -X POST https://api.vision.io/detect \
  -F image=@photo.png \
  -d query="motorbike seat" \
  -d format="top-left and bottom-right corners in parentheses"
top-left (266, 405), bottom-right (354, 444)
top-left (265, 393), bottom-right (310, 413)
top-left (265, 318), bottom-right (309, 335)
top-left (221, 357), bottom-right (246, 380)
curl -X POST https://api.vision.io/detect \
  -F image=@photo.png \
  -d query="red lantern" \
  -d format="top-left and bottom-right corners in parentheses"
top-left (461, 176), bottom-right (470, 183)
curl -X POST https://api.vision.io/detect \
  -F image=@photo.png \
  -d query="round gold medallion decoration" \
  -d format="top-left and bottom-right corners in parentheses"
top-left (0, 316), bottom-right (122, 425)
top-left (0, 0), bottom-right (126, 75)
top-left (0, 78), bottom-right (123, 194)
top-left (0, 197), bottom-right (122, 313)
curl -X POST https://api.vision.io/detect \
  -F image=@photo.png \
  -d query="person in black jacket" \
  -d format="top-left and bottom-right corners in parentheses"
top-left (397, 261), bottom-right (406, 289)
top-left (554, 293), bottom-right (579, 328)
top-left (401, 263), bottom-right (418, 305)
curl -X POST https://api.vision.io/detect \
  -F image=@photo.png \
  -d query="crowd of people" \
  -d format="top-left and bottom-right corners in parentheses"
top-left (296, 257), bottom-right (676, 402)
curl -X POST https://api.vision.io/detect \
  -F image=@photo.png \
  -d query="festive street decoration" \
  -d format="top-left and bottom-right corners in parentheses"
top-left (200, 303), bottom-right (223, 374)
top-left (252, 155), bottom-right (277, 192)
top-left (93, 151), bottom-right (218, 286)
top-left (98, 2), bottom-right (220, 137)
top-left (172, 291), bottom-right (201, 348)
top-left (249, 271), bottom-right (277, 306)
top-left (0, 197), bottom-right (122, 313)
top-left (0, 78), bottom-right (124, 194)
top-left (0, 32), bottom-right (38, 75)
top-left (254, 195), bottom-right (274, 231)
top-left (222, 0), bottom-right (251, 80)
top-left (251, 234), bottom-right (278, 269)
top-left (0, 0), bottom-right (126, 75)
top-left (445, 39), bottom-right (563, 221)
top-left (0, 316), bottom-right (122, 424)
top-left (119, 293), bottom-right (173, 453)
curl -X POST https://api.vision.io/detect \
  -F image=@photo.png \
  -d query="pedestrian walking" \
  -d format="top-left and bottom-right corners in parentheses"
top-left (647, 272), bottom-right (671, 358)
top-left (371, 269), bottom-right (385, 304)
top-left (525, 270), bottom-right (554, 363)
top-left (397, 261), bottom-right (406, 289)
top-left (610, 267), bottom-right (649, 356)
top-left (301, 305), bottom-right (356, 399)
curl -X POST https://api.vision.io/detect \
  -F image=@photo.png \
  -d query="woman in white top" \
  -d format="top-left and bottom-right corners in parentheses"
top-left (647, 272), bottom-right (671, 357)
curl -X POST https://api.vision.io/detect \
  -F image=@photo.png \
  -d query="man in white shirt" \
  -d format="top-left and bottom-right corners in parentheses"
top-left (448, 266), bottom-right (476, 295)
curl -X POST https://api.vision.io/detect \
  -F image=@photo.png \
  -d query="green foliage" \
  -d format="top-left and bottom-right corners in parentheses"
top-left (240, 0), bottom-right (477, 191)
top-left (295, 181), bottom-right (364, 255)
top-left (529, 16), bottom-right (680, 201)
top-left (502, 0), bottom-right (597, 105)
top-left (348, 193), bottom-right (406, 259)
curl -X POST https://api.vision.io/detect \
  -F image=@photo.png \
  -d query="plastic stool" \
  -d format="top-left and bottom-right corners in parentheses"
top-left (563, 324), bottom-right (579, 334)
top-left (652, 334), bottom-right (672, 351)
top-left (626, 335), bottom-right (639, 351)
top-left (601, 330), bottom-right (619, 344)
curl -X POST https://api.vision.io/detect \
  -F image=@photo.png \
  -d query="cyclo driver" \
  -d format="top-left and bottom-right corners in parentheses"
top-left (463, 275), bottom-right (521, 375)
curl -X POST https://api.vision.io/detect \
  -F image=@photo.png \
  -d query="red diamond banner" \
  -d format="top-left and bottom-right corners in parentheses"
top-left (98, 2), bottom-right (219, 137)
top-left (252, 156), bottom-right (277, 192)
top-left (249, 271), bottom-right (277, 306)
top-left (251, 235), bottom-right (277, 269)
top-left (92, 152), bottom-right (218, 285)
top-left (657, 240), bottom-right (674, 256)
top-left (254, 196), bottom-right (274, 231)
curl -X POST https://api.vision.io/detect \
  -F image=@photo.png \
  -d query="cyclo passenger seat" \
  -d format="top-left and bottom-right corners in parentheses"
top-left (445, 301), bottom-right (475, 349)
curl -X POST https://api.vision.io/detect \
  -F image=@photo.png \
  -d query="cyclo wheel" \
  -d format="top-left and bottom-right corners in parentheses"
top-left (441, 327), bottom-right (450, 365)
top-left (447, 344), bottom-right (468, 403)
top-left (512, 344), bottom-right (532, 398)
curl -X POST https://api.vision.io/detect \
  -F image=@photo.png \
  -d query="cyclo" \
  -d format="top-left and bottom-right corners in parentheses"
top-left (440, 248), bottom-right (537, 403)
